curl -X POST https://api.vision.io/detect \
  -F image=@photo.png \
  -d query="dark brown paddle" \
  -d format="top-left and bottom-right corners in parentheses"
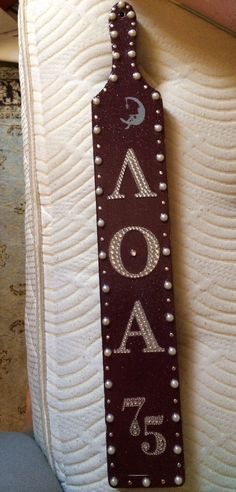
top-left (91, 2), bottom-right (185, 488)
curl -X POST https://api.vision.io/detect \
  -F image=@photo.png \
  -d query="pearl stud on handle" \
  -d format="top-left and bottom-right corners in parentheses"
top-left (92, 1), bottom-right (185, 488)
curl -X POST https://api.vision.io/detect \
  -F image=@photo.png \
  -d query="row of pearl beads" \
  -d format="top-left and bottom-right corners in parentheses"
top-left (155, 122), bottom-right (164, 163)
top-left (99, 156), bottom-right (116, 473)
top-left (104, 344), bottom-right (176, 359)
top-left (95, 187), bottom-right (169, 224)
top-left (109, 5), bottom-right (137, 84)
top-left (95, 212), bottom-right (169, 234)
top-left (160, 163), bottom-right (172, 333)
top-left (152, 90), bottom-right (165, 164)
top-left (93, 92), bottom-right (160, 105)
top-left (172, 396), bottom-right (182, 457)
top-left (110, 28), bottom-right (136, 39)
top-left (110, 50), bottom-right (137, 60)
top-left (165, 226), bottom-right (181, 468)
top-left (107, 404), bottom-right (180, 423)
top-left (105, 373), bottom-right (178, 391)
top-left (160, 175), bottom-right (172, 326)
top-left (111, 2), bottom-right (134, 9)
top-left (108, 71), bottom-right (142, 82)
top-left (108, 70), bottom-right (164, 83)
top-left (106, 410), bottom-right (180, 424)
top-left (109, 10), bottom-right (136, 21)
top-left (105, 274), bottom-right (116, 486)
top-left (110, 26), bottom-right (139, 81)
top-left (110, 475), bottom-right (183, 488)
top-left (104, 345), bottom-right (176, 358)
top-left (97, 208), bottom-right (168, 226)
top-left (103, 248), bottom-right (111, 369)
top-left (110, 476), bottom-right (152, 488)
top-left (106, 408), bottom-right (181, 423)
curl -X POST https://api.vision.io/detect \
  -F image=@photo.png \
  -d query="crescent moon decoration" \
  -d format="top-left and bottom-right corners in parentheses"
top-left (120, 96), bottom-right (146, 129)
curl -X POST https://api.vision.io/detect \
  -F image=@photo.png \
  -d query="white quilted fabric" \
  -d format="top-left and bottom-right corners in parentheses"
top-left (19, 0), bottom-right (236, 491)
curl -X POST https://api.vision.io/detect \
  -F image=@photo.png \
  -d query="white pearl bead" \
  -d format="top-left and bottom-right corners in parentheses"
top-left (142, 477), bottom-right (151, 488)
top-left (173, 445), bottom-right (182, 455)
top-left (104, 348), bottom-right (112, 357)
top-left (109, 74), bottom-right (118, 82)
top-left (133, 72), bottom-right (141, 80)
top-left (96, 186), bottom-right (103, 196)
top-left (99, 251), bottom-right (106, 260)
top-left (106, 413), bottom-right (114, 423)
top-left (128, 29), bottom-right (137, 37)
top-left (113, 51), bottom-right (120, 60)
top-left (93, 125), bottom-right (101, 134)
top-left (110, 30), bottom-right (118, 39)
top-left (168, 347), bottom-right (176, 356)
top-left (163, 247), bottom-right (170, 255)
top-left (170, 378), bottom-right (179, 389)
top-left (154, 124), bottom-right (163, 132)
top-left (93, 97), bottom-right (100, 105)
top-left (110, 476), bottom-right (118, 487)
top-left (118, 1), bottom-right (125, 7)
top-left (108, 445), bottom-right (116, 455)
top-left (164, 280), bottom-right (172, 290)
top-left (102, 317), bottom-right (110, 326)
top-left (172, 412), bottom-right (180, 422)
top-left (174, 476), bottom-right (183, 486)
top-left (156, 153), bottom-right (165, 162)
top-left (98, 218), bottom-right (105, 227)
top-left (102, 284), bottom-right (110, 293)
top-left (152, 91), bottom-right (160, 100)
top-left (160, 213), bottom-right (168, 222)
top-left (105, 379), bottom-right (113, 389)
top-left (130, 249), bottom-right (137, 256)
top-left (128, 50), bottom-right (136, 58)
top-left (159, 182), bottom-right (167, 191)
top-left (109, 12), bottom-right (116, 20)
top-left (166, 312), bottom-right (174, 322)
top-left (127, 10), bottom-right (135, 18)
top-left (95, 156), bottom-right (102, 165)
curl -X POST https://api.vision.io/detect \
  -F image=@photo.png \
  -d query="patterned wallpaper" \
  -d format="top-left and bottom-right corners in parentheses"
top-left (0, 62), bottom-right (27, 431)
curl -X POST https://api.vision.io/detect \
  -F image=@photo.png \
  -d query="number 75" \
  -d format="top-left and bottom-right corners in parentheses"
top-left (122, 397), bottom-right (166, 456)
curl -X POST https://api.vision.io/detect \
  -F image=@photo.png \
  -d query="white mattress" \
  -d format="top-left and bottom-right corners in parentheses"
top-left (19, 0), bottom-right (236, 491)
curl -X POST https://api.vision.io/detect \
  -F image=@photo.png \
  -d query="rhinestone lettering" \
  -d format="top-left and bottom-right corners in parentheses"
top-left (109, 226), bottom-right (160, 278)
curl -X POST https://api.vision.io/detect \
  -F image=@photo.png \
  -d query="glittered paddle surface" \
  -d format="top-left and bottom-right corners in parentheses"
top-left (91, 1), bottom-right (185, 489)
